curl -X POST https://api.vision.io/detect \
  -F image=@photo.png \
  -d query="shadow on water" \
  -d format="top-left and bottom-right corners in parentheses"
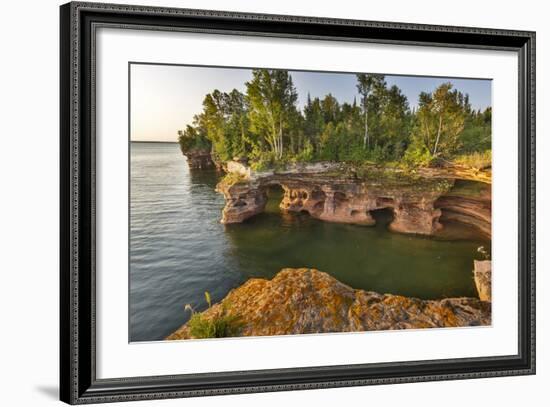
top-left (187, 167), bottom-right (223, 189)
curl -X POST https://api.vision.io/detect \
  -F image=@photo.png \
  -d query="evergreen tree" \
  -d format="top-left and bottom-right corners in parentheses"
top-left (303, 94), bottom-right (324, 154)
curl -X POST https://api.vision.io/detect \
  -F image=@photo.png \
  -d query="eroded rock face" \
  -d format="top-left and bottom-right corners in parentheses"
top-left (182, 149), bottom-right (214, 169)
top-left (216, 180), bottom-right (268, 224)
top-left (218, 170), bottom-right (453, 235)
top-left (435, 180), bottom-right (491, 239)
top-left (167, 268), bottom-right (491, 340)
top-left (216, 162), bottom-right (492, 237)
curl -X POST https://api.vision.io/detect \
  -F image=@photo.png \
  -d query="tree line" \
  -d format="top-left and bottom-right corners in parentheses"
top-left (178, 69), bottom-right (491, 169)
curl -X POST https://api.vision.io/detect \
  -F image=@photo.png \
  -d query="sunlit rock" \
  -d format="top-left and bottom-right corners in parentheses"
top-left (215, 161), bottom-right (491, 238)
top-left (167, 268), bottom-right (491, 340)
top-left (473, 260), bottom-right (492, 301)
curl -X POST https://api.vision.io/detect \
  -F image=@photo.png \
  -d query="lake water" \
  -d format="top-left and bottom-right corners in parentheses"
top-left (130, 142), bottom-right (488, 342)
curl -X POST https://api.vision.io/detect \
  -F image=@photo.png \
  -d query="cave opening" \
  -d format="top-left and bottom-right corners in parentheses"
top-left (265, 184), bottom-right (285, 214)
top-left (369, 207), bottom-right (394, 227)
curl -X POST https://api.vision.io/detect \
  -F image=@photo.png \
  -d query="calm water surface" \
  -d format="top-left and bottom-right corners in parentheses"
top-left (130, 142), bottom-right (488, 342)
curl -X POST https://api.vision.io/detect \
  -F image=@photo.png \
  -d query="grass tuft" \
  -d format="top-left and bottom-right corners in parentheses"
top-left (454, 150), bottom-right (492, 170)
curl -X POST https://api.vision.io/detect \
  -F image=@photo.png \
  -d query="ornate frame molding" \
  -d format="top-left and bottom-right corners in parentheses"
top-left (60, 2), bottom-right (535, 404)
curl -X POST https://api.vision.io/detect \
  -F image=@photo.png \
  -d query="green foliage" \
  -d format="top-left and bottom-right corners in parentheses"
top-left (177, 125), bottom-right (210, 154)
top-left (184, 292), bottom-right (241, 339)
top-left (403, 143), bottom-right (434, 167)
top-left (459, 107), bottom-right (492, 154)
top-left (407, 83), bottom-right (467, 161)
top-left (178, 70), bottom-right (491, 170)
top-left (187, 312), bottom-right (240, 339)
top-left (292, 139), bottom-right (314, 162)
top-left (246, 69), bottom-right (299, 160)
top-left (220, 171), bottom-right (248, 187)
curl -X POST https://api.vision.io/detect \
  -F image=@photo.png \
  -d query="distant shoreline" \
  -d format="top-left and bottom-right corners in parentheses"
top-left (131, 140), bottom-right (177, 144)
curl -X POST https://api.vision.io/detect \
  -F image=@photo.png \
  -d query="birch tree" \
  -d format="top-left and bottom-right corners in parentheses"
top-left (245, 69), bottom-right (298, 160)
top-left (356, 73), bottom-right (385, 149)
top-left (414, 83), bottom-right (466, 158)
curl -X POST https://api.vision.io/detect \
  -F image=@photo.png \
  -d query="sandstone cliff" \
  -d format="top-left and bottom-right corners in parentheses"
top-left (167, 268), bottom-right (491, 340)
top-left (182, 149), bottom-right (215, 169)
top-left (216, 162), bottom-right (491, 237)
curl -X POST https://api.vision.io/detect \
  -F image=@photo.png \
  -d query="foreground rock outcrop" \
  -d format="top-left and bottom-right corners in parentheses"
top-left (167, 268), bottom-right (491, 340)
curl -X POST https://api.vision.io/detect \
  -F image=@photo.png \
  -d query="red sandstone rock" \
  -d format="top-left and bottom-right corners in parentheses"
top-left (182, 149), bottom-right (214, 169)
top-left (215, 162), bottom-right (491, 238)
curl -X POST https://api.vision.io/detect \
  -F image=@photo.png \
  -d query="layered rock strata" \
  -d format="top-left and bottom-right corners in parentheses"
top-left (216, 162), bottom-right (491, 238)
top-left (435, 180), bottom-right (491, 239)
top-left (167, 268), bottom-right (491, 340)
top-left (182, 149), bottom-right (215, 169)
top-left (218, 169), bottom-right (452, 236)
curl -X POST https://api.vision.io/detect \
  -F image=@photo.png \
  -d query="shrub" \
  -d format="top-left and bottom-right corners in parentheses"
top-left (293, 139), bottom-right (314, 162)
top-left (221, 172), bottom-right (247, 187)
top-left (249, 150), bottom-right (276, 171)
top-left (402, 144), bottom-right (434, 167)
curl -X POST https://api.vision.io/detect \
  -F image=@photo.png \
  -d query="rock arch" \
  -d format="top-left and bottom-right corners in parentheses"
top-left (216, 173), bottom-right (490, 237)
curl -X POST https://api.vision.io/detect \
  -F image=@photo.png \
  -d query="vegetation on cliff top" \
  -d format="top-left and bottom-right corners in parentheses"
top-left (178, 69), bottom-right (491, 170)
top-left (219, 171), bottom-right (248, 187)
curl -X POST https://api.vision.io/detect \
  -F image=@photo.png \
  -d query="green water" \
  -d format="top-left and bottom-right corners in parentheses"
top-left (226, 187), bottom-right (487, 300)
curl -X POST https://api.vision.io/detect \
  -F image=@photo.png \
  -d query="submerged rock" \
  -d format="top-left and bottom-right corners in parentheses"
top-left (167, 268), bottom-right (491, 340)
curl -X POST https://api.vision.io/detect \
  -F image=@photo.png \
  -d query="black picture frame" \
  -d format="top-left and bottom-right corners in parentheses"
top-left (60, 1), bottom-right (536, 404)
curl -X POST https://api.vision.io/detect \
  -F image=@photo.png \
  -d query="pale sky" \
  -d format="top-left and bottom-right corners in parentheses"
top-left (130, 63), bottom-right (492, 142)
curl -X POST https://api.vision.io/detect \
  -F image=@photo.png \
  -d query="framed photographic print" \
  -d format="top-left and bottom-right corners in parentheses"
top-left (60, 1), bottom-right (536, 404)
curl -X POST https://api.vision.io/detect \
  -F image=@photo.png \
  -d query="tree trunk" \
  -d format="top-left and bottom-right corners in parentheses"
top-left (269, 114), bottom-right (278, 157)
top-left (363, 101), bottom-right (369, 149)
top-left (278, 117), bottom-right (283, 159)
top-left (433, 114), bottom-right (443, 156)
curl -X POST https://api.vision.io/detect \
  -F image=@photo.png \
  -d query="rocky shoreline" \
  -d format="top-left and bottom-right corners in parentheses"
top-left (167, 267), bottom-right (491, 340)
top-left (216, 161), bottom-right (491, 238)
top-left (181, 149), bottom-right (216, 169)
top-left (171, 158), bottom-right (492, 340)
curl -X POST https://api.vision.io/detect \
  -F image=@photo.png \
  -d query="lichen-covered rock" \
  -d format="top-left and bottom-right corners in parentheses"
top-left (167, 268), bottom-right (491, 340)
top-left (474, 260), bottom-right (492, 301)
